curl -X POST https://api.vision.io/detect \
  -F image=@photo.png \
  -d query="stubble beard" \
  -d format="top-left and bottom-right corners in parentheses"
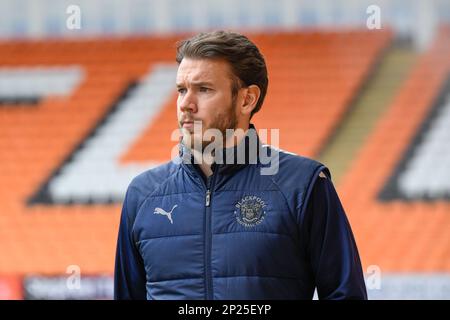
top-left (181, 102), bottom-right (238, 152)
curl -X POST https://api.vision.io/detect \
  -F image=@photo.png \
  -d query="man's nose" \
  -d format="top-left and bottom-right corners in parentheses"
top-left (179, 92), bottom-right (198, 113)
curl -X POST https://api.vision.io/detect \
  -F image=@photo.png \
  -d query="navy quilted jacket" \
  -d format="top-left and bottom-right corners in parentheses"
top-left (114, 126), bottom-right (367, 300)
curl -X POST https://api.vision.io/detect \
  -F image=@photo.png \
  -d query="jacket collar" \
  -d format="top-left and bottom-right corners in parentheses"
top-left (178, 123), bottom-right (262, 176)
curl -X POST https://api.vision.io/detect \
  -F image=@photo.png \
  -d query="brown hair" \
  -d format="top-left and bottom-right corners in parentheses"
top-left (176, 30), bottom-right (268, 118)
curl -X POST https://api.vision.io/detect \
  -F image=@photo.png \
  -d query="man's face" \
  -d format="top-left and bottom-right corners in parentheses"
top-left (176, 58), bottom-right (239, 150)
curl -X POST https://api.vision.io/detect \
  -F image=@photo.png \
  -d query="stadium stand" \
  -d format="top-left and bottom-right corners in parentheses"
top-left (338, 26), bottom-right (450, 280)
top-left (3, 27), bottom-right (449, 299)
top-left (0, 31), bottom-right (391, 297)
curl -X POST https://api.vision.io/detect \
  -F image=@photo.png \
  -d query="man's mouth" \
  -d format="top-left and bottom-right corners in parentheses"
top-left (182, 120), bottom-right (194, 129)
top-left (181, 119), bottom-right (202, 130)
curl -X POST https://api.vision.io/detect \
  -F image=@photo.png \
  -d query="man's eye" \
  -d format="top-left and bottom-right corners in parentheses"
top-left (199, 87), bottom-right (211, 92)
top-left (177, 88), bottom-right (186, 94)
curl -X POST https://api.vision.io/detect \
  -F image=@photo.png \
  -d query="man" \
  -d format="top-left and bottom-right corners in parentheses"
top-left (114, 31), bottom-right (367, 300)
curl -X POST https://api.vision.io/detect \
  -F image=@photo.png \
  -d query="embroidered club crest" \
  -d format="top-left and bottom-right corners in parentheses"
top-left (234, 196), bottom-right (266, 227)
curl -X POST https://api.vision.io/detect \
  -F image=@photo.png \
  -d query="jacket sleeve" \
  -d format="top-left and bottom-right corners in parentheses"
top-left (114, 188), bottom-right (147, 300)
top-left (302, 173), bottom-right (367, 300)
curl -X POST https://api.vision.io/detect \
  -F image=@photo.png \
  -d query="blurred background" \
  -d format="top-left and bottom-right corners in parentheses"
top-left (0, 0), bottom-right (449, 299)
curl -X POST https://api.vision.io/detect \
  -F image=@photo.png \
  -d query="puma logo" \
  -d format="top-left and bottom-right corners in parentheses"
top-left (153, 205), bottom-right (178, 224)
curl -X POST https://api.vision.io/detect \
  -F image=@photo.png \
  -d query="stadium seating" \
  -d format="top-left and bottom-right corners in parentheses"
top-left (9, 31), bottom-right (442, 288)
top-left (339, 26), bottom-right (450, 272)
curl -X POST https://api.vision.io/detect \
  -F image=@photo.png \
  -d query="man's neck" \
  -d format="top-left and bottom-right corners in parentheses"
top-left (192, 148), bottom-right (214, 178)
top-left (198, 162), bottom-right (214, 178)
top-left (194, 125), bottom-right (250, 178)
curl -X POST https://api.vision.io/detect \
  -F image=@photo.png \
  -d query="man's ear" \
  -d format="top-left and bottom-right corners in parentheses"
top-left (240, 85), bottom-right (261, 116)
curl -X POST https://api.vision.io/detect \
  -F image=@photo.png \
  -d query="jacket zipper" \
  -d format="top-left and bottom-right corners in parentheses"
top-left (204, 171), bottom-right (216, 300)
top-left (205, 190), bottom-right (211, 206)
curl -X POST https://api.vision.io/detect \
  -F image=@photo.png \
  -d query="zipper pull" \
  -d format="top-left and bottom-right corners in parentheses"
top-left (205, 190), bottom-right (211, 207)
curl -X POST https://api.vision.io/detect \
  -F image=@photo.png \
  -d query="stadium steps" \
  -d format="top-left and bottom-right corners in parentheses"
top-left (318, 42), bottom-right (418, 185)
